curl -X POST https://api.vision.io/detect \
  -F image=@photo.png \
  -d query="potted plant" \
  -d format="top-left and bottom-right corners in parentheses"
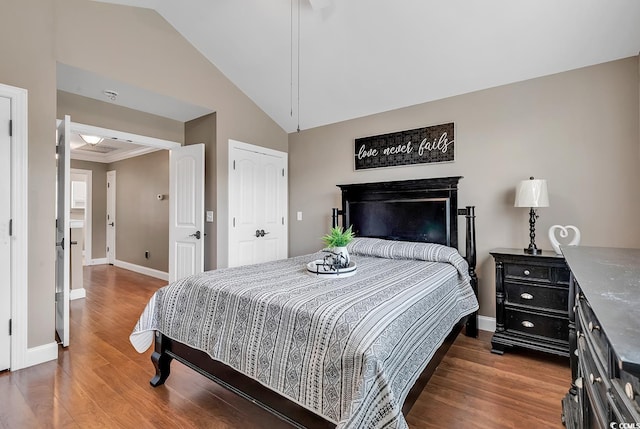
top-left (322, 225), bottom-right (355, 268)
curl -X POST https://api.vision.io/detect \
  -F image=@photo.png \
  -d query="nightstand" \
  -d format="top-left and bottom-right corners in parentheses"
top-left (490, 248), bottom-right (570, 357)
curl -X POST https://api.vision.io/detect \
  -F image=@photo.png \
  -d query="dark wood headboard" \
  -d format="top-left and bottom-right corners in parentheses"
top-left (334, 176), bottom-right (461, 248)
top-left (331, 176), bottom-right (478, 337)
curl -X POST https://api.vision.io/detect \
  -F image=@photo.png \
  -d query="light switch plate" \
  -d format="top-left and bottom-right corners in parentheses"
top-left (297, 211), bottom-right (303, 221)
top-left (206, 210), bottom-right (214, 223)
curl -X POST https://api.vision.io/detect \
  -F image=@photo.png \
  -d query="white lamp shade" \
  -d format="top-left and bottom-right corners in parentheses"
top-left (514, 178), bottom-right (549, 208)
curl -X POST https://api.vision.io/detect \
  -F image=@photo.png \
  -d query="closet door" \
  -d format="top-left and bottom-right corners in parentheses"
top-left (228, 140), bottom-right (287, 268)
top-left (0, 96), bottom-right (11, 369)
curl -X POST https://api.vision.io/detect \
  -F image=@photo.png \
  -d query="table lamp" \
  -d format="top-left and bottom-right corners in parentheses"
top-left (514, 177), bottom-right (549, 255)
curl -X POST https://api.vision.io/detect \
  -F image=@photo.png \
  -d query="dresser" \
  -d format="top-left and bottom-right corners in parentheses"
top-left (490, 248), bottom-right (570, 357)
top-left (561, 247), bottom-right (640, 428)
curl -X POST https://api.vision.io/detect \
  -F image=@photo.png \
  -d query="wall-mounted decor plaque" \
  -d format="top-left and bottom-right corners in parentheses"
top-left (354, 122), bottom-right (454, 170)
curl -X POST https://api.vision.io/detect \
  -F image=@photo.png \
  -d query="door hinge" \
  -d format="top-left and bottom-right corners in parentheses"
top-left (9, 219), bottom-right (12, 236)
top-left (233, 217), bottom-right (236, 227)
top-left (9, 120), bottom-right (12, 137)
top-left (107, 246), bottom-right (109, 253)
top-left (107, 182), bottom-right (110, 188)
top-left (233, 160), bottom-right (236, 170)
top-left (55, 144), bottom-right (59, 154)
top-left (282, 168), bottom-right (285, 177)
top-left (282, 217), bottom-right (284, 225)
top-left (9, 319), bottom-right (12, 336)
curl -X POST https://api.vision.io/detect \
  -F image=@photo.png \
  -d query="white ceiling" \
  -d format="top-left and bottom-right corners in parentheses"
top-left (70, 132), bottom-right (161, 163)
top-left (91, 0), bottom-right (640, 133)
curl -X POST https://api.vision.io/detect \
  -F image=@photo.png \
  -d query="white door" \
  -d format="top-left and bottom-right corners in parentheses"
top-left (228, 141), bottom-right (288, 267)
top-left (106, 170), bottom-right (116, 264)
top-left (0, 96), bottom-right (11, 369)
top-left (169, 144), bottom-right (204, 283)
top-left (55, 115), bottom-right (71, 347)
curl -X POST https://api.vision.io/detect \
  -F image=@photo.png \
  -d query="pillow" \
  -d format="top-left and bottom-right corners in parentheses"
top-left (347, 237), bottom-right (470, 280)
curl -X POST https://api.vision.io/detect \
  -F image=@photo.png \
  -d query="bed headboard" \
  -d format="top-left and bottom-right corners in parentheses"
top-left (334, 176), bottom-right (461, 248)
top-left (332, 176), bottom-right (478, 338)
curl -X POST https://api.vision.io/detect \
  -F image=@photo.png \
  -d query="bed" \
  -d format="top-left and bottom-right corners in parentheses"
top-left (130, 176), bottom-right (479, 428)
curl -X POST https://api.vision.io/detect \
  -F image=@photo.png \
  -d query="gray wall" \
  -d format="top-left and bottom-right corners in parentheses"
top-left (185, 113), bottom-right (217, 270)
top-left (288, 57), bottom-right (640, 319)
top-left (110, 151), bottom-right (169, 272)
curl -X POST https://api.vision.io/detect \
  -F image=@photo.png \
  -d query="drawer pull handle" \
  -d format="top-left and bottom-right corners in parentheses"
top-left (523, 269), bottom-right (530, 276)
top-left (588, 322), bottom-right (600, 332)
top-left (625, 383), bottom-right (635, 400)
top-left (520, 293), bottom-right (534, 300)
top-left (589, 373), bottom-right (601, 384)
top-left (521, 321), bottom-right (534, 328)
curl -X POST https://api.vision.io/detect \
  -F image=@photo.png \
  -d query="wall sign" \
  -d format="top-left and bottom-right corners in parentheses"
top-left (354, 122), bottom-right (454, 170)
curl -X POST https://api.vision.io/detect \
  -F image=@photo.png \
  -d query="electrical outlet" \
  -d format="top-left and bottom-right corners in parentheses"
top-left (144, 251), bottom-right (150, 259)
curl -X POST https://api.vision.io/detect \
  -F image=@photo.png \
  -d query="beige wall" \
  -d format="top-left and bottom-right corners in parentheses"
top-left (0, 0), bottom-right (57, 348)
top-left (288, 57), bottom-right (640, 319)
top-left (54, 0), bottom-right (288, 270)
top-left (70, 159), bottom-right (107, 259)
top-left (185, 113), bottom-right (217, 270)
top-left (109, 151), bottom-right (169, 272)
top-left (0, 0), bottom-right (287, 350)
top-left (57, 90), bottom-right (184, 143)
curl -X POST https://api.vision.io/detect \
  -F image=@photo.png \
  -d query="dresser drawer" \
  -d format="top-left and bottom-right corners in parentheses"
top-left (578, 335), bottom-right (609, 428)
top-left (610, 378), bottom-right (640, 424)
top-left (505, 281), bottom-right (568, 312)
top-left (577, 299), bottom-right (609, 365)
top-left (505, 309), bottom-right (569, 342)
top-left (617, 370), bottom-right (640, 415)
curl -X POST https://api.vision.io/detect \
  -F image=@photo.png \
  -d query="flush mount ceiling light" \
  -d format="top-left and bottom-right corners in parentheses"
top-left (103, 89), bottom-right (118, 101)
top-left (79, 134), bottom-right (104, 145)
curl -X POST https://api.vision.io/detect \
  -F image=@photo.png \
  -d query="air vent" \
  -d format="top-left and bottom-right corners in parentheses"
top-left (77, 144), bottom-right (119, 154)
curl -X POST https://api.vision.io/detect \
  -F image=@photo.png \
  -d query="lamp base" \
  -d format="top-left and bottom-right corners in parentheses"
top-left (524, 246), bottom-right (541, 255)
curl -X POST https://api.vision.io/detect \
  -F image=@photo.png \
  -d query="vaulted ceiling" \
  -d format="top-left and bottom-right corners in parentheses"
top-left (93, 0), bottom-right (640, 133)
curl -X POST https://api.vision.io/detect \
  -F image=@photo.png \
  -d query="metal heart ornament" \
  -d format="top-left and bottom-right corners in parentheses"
top-left (548, 225), bottom-right (581, 255)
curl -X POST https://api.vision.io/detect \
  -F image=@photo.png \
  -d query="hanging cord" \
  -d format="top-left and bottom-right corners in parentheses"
top-left (297, 0), bottom-right (301, 132)
top-left (290, 0), bottom-right (294, 119)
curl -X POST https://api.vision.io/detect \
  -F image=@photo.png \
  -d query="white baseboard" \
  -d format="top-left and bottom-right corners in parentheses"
top-left (88, 258), bottom-right (108, 265)
top-left (25, 342), bottom-right (58, 368)
top-left (114, 259), bottom-right (169, 281)
top-left (70, 288), bottom-right (86, 300)
top-left (478, 315), bottom-right (496, 332)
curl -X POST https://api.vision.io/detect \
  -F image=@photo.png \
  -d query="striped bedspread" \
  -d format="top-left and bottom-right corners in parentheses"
top-left (130, 238), bottom-right (478, 429)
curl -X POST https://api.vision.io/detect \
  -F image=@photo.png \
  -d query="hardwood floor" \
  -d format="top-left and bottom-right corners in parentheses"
top-left (0, 265), bottom-right (571, 428)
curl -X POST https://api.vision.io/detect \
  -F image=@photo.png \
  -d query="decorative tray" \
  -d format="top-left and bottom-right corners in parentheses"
top-left (306, 260), bottom-right (357, 278)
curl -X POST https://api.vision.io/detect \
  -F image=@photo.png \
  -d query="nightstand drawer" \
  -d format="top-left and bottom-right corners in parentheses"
top-left (505, 282), bottom-right (568, 312)
top-left (504, 263), bottom-right (551, 282)
top-left (505, 309), bottom-right (569, 341)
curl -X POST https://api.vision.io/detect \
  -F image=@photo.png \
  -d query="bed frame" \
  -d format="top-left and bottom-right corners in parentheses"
top-left (149, 176), bottom-right (478, 428)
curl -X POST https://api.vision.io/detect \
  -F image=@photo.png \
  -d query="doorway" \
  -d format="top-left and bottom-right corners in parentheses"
top-left (106, 170), bottom-right (116, 265)
top-left (0, 94), bottom-right (11, 370)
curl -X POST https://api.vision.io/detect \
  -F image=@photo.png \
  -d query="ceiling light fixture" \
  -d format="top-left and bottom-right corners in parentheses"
top-left (79, 134), bottom-right (104, 145)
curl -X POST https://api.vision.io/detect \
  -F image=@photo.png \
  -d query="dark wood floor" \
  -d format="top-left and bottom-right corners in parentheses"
top-left (0, 265), bottom-right (571, 428)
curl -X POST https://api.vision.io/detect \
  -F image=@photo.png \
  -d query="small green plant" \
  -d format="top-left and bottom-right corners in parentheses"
top-left (322, 225), bottom-right (355, 248)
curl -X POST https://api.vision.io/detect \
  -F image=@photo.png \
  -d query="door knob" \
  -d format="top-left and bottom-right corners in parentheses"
top-left (56, 238), bottom-right (65, 250)
top-left (190, 230), bottom-right (201, 240)
top-left (255, 229), bottom-right (270, 238)
top-left (108, 222), bottom-right (115, 227)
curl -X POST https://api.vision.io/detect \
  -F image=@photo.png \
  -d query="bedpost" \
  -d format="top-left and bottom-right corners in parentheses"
top-left (464, 206), bottom-right (478, 338)
top-left (331, 208), bottom-right (343, 228)
top-left (150, 332), bottom-right (173, 387)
